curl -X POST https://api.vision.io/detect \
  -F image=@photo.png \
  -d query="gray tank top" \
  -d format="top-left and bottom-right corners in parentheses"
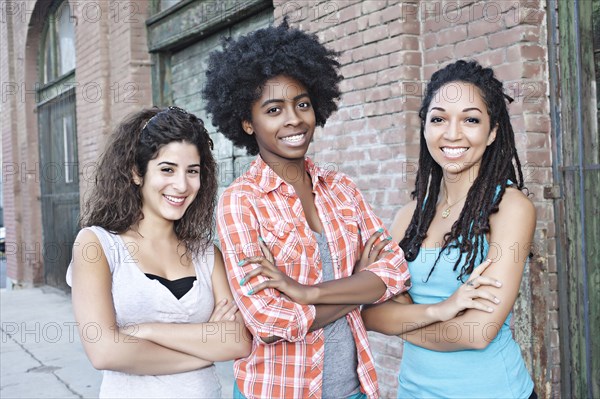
top-left (66, 226), bottom-right (220, 398)
top-left (314, 230), bottom-right (360, 398)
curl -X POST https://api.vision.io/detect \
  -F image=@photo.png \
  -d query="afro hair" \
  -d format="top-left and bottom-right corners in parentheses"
top-left (202, 20), bottom-right (343, 155)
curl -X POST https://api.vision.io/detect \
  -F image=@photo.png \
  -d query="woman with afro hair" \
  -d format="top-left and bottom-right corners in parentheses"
top-left (362, 60), bottom-right (537, 398)
top-left (204, 21), bottom-right (411, 399)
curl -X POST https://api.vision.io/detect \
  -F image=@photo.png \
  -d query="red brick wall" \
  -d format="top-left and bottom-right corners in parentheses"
top-left (2, 0), bottom-right (46, 286)
top-left (274, 1), bottom-right (557, 397)
top-left (74, 0), bottom-right (153, 200)
top-left (74, 0), bottom-right (113, 203)
top-left (0, 0), bottom-right (20, 282)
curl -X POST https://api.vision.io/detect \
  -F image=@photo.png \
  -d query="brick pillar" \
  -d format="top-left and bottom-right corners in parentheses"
top-left (2, 0), bottom-right (48, 287)
top-left (1, 0), bottom-right (24, 284)
top-left (74, 0), bottom-right (152, 204)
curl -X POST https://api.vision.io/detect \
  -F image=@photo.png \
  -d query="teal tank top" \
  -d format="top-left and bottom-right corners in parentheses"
top-left (398, 183), bottom-right (533, 398)
top-left (397, 238), bottom-right (534, 398)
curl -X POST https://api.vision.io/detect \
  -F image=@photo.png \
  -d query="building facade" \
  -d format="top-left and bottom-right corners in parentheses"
top-left (1, 0), bottom-right (598, 397)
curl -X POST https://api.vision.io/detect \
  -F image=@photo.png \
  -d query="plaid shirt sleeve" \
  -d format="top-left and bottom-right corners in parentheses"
top-left (217, 187), bottom-right (316, 342)
top-left (346, 176), bottom-right (412, 303)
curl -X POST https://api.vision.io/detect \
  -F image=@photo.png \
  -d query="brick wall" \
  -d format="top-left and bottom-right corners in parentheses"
top-left (74, 0), bottom-right (153, 200)
top-left (74, 0), bottom-right (112, 205)
top-left (2, 0), bottom-right (46, 286)
top-left (20, 1), bottom-right (44, 285)
top-left (0, 0), bottom-right (21, 282)
top-left (274, 0), bottom-right (557, 397)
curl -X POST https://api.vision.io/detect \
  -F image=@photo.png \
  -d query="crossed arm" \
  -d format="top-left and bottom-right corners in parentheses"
top-left (127, 247), bottom-right (251, 361)
top-left (217, 183), bottom-right (410, 344)
top-left (247, 234), bottom-right (393, 344)
top-left (363, 189), bottom-right (537, 351)
top-left (71, 230), bottom-right (250, 375)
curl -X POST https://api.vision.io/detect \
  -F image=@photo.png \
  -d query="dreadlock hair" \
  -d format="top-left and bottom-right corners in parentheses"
top-left (202, 18), bottom-right (342, 155)
top-left (80, 107), bottom-right (218, 256)
top-left (399, 60), bottom-right (527, 282)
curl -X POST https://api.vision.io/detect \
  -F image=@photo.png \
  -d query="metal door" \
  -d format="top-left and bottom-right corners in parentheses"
top-left (37, 88), bottom-right (80, 290)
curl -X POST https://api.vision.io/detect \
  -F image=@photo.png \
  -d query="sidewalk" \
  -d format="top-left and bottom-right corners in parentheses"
top-left (0, 287), bottom-right (235, 398)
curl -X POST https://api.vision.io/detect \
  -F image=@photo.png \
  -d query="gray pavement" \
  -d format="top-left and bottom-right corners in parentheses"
top-left (0, 287), bottom-right (235, 398)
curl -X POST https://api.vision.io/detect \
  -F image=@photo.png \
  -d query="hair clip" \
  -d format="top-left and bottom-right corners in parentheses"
top-left (503, 93), bottom-right (514, 104)
top-left (167, 106), bottom-right (190, 114)
top-left (208, 137), bottom-right (214, 151)
top-left (142, 106), bottom-right (190, 132)
top-left (142, 118), bottom-right (152, 131)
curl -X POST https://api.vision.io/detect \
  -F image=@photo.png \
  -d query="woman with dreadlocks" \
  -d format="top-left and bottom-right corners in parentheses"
top-left (362, 60), bottom-right (536, 398)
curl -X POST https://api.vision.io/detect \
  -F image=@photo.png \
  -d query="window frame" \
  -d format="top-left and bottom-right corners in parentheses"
top-left (39, 0), bottom-right (76, 86)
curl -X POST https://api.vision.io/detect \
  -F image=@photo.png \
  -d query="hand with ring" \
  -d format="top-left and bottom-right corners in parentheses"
top-left (431, 259), bottom-right (503, 322)
top-left (353, 228), bottom-right (392, 274)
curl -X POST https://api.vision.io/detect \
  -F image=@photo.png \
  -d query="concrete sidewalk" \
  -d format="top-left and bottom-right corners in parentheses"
top-left (0, 287), bottom-right (235, 398)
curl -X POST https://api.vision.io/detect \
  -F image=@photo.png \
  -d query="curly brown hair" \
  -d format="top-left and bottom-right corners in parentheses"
top-left (80, 107), bottom-right (217, 256)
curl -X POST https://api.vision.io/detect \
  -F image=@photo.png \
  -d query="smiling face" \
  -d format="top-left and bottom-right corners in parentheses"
top-left (242, 75), bottom-right (316, 165)
top-left (424, 81), bottom-right (497, 179)
top-left (133, 141), bottom-right (201, 224)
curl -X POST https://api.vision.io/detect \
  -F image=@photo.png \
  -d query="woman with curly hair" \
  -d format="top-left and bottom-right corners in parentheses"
top-left (67, 107), bottom-right (251, 398)
top-left (362, 60), bottom-right (537, 398)
top-left (203, 21), bottom-right (411, 399)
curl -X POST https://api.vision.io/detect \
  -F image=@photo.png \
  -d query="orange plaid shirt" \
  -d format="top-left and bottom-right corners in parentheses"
top-left (217, 156), bottom-right (410, 399)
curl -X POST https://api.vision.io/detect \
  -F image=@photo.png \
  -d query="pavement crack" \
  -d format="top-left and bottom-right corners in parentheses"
top-left (1, 329), bottom-right (43, 368)
top-left (27, 365), bottom-right (61, 373)
top-left (1, 327), bottom-right (83, 398)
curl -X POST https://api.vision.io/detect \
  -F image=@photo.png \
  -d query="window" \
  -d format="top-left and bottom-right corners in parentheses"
top-left (146, 0), bottom-right (273, 187)
top-left (42, 1), bottom-right (75, 84)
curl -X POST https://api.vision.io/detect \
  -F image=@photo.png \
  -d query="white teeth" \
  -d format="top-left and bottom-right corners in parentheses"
top-left (442, 147), bottom-right (467, 156)
top-left (164, 195), bottom-right (185, 203)
top-left (281, 133), bottom-right (304, 143)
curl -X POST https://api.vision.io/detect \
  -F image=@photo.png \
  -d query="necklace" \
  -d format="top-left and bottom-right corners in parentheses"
top-left (441, 192), bottom-right (469, 219)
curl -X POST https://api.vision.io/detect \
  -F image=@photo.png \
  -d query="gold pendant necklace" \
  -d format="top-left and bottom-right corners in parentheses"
top-left (441, 192), bottom-right (468, 219)
top-left (441, 207), bottom-right (453, 219)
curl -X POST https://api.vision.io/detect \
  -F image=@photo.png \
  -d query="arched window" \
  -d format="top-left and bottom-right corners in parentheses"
top-left (41, 1), bottom-right (75, 84)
